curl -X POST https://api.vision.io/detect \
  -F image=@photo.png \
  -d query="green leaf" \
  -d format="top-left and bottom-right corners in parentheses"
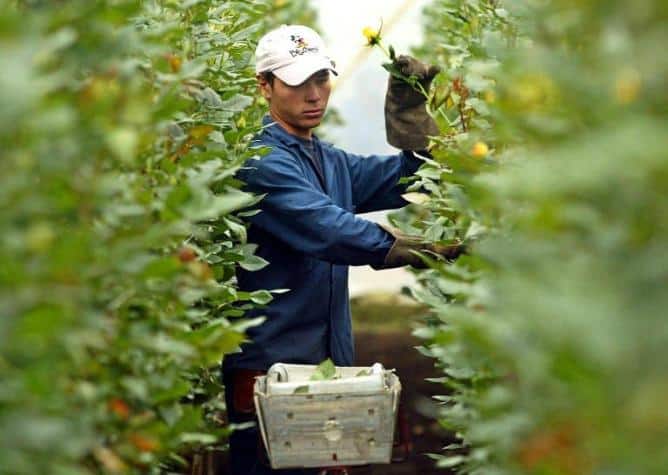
top-left (238, 254), bottom-right (269, 271)
top-left (249, 290), bottom-right (273, 305)
top-left (310, 358), bottom-right (337, 381)
top-left (219, 95), bottom-right (253, 112)
top-left (436, 455), bottom-right (466, 468)
top-left (178, 432), bottom-right (219, 445)
top-left (105, 127), bottom-right (138, 163)
top-left (141, 256), bottom-right (182, 279)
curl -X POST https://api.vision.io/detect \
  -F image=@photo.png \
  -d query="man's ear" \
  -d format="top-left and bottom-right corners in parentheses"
top-left (257, 74), bottom-right (272, 101)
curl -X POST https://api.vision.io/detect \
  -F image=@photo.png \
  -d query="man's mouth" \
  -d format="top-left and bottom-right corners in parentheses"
top-left (303, 109), bottom-right (323, 118)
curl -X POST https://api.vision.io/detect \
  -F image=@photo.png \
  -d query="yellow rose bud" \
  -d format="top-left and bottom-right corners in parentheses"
top-left (26, 222), bottom-right (55, 252)
top-left (167, 54), bottom-right (181, 73)
top-left (614, 67), bottom-right (641, 105)
top-left (362, 26), bottom-right (381, 46)
top-left (471, 141), bottom-right (489, 158)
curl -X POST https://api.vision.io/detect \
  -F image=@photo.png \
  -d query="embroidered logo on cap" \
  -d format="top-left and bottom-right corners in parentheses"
top-left (289, 34), bottom-right (319, 57)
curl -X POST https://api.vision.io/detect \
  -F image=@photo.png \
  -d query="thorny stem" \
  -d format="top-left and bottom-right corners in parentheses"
top-left (415, 81), bottom-right (429, 99)
top-left (376, 42), bottom-right (391, 59)
top-left (372, 39), bottom-right (430, 100)
top-left (458, 101), bottom-right (468, 132)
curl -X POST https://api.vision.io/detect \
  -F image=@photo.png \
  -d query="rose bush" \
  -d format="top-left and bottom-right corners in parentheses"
top-left (398, 0), bottom-right (668, 473)
top-left (0, 0), bottom-right (315, 473)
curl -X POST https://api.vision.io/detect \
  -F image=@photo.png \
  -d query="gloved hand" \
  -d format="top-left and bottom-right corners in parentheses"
top-left (372, 224), bottom-right (467, 270)
top-left (384, 55), bottom-right (441, 151)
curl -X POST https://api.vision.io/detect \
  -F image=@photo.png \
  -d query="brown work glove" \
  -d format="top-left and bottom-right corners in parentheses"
top-left (372, 224), bottom-right (466, 270)
top-left (384, 55), bottom-right (441, 151)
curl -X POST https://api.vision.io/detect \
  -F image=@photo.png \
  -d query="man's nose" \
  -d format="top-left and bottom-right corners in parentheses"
top-left (304, 82), bottom-right (321, 101)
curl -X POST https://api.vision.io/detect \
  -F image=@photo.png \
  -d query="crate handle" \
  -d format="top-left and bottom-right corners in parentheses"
top-left (267, 363), bottom-right (288, 382)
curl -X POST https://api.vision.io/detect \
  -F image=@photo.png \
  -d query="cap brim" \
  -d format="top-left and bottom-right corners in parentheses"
top-left (272, 56), bottom-right (338, 86)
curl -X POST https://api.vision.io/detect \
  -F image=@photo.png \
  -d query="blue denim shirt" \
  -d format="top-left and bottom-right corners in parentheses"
top-left (223, 115), bottom-right (423, 371)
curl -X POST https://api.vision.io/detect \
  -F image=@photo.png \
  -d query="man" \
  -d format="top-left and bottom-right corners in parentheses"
top-left (222, 25), bottom-right (464, 475)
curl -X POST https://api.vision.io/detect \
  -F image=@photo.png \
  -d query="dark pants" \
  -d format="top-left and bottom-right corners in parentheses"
top-left (223, 369), bottom-right (320, 475)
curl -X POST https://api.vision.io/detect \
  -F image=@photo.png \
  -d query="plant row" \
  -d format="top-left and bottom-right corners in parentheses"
top-left (398, 1), bottom-right (668, 473)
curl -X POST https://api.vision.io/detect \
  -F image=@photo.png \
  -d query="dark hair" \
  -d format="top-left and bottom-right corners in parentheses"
top-left (261, 71), bottom-right (275, 86)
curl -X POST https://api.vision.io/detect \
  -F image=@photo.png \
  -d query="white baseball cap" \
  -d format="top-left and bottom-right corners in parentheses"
top-left (255, 25), bottom-right (338, 86)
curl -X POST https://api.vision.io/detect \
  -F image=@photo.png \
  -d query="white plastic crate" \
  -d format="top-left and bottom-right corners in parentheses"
top-left (253, 362), bottom-right (401, 469)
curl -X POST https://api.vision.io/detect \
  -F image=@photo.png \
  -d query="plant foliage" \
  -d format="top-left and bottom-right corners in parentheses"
top-left (0, 0), bottom-right (315, 473)
top-left (399, 0), bottom-right (668, 473)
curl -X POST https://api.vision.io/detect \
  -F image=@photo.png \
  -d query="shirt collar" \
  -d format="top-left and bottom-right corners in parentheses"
top-left (260, 114), bottom-right (320, 150)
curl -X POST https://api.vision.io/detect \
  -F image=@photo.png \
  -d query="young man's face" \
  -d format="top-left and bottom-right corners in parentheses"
top-left (258, 69), bottom-right (332, 139)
